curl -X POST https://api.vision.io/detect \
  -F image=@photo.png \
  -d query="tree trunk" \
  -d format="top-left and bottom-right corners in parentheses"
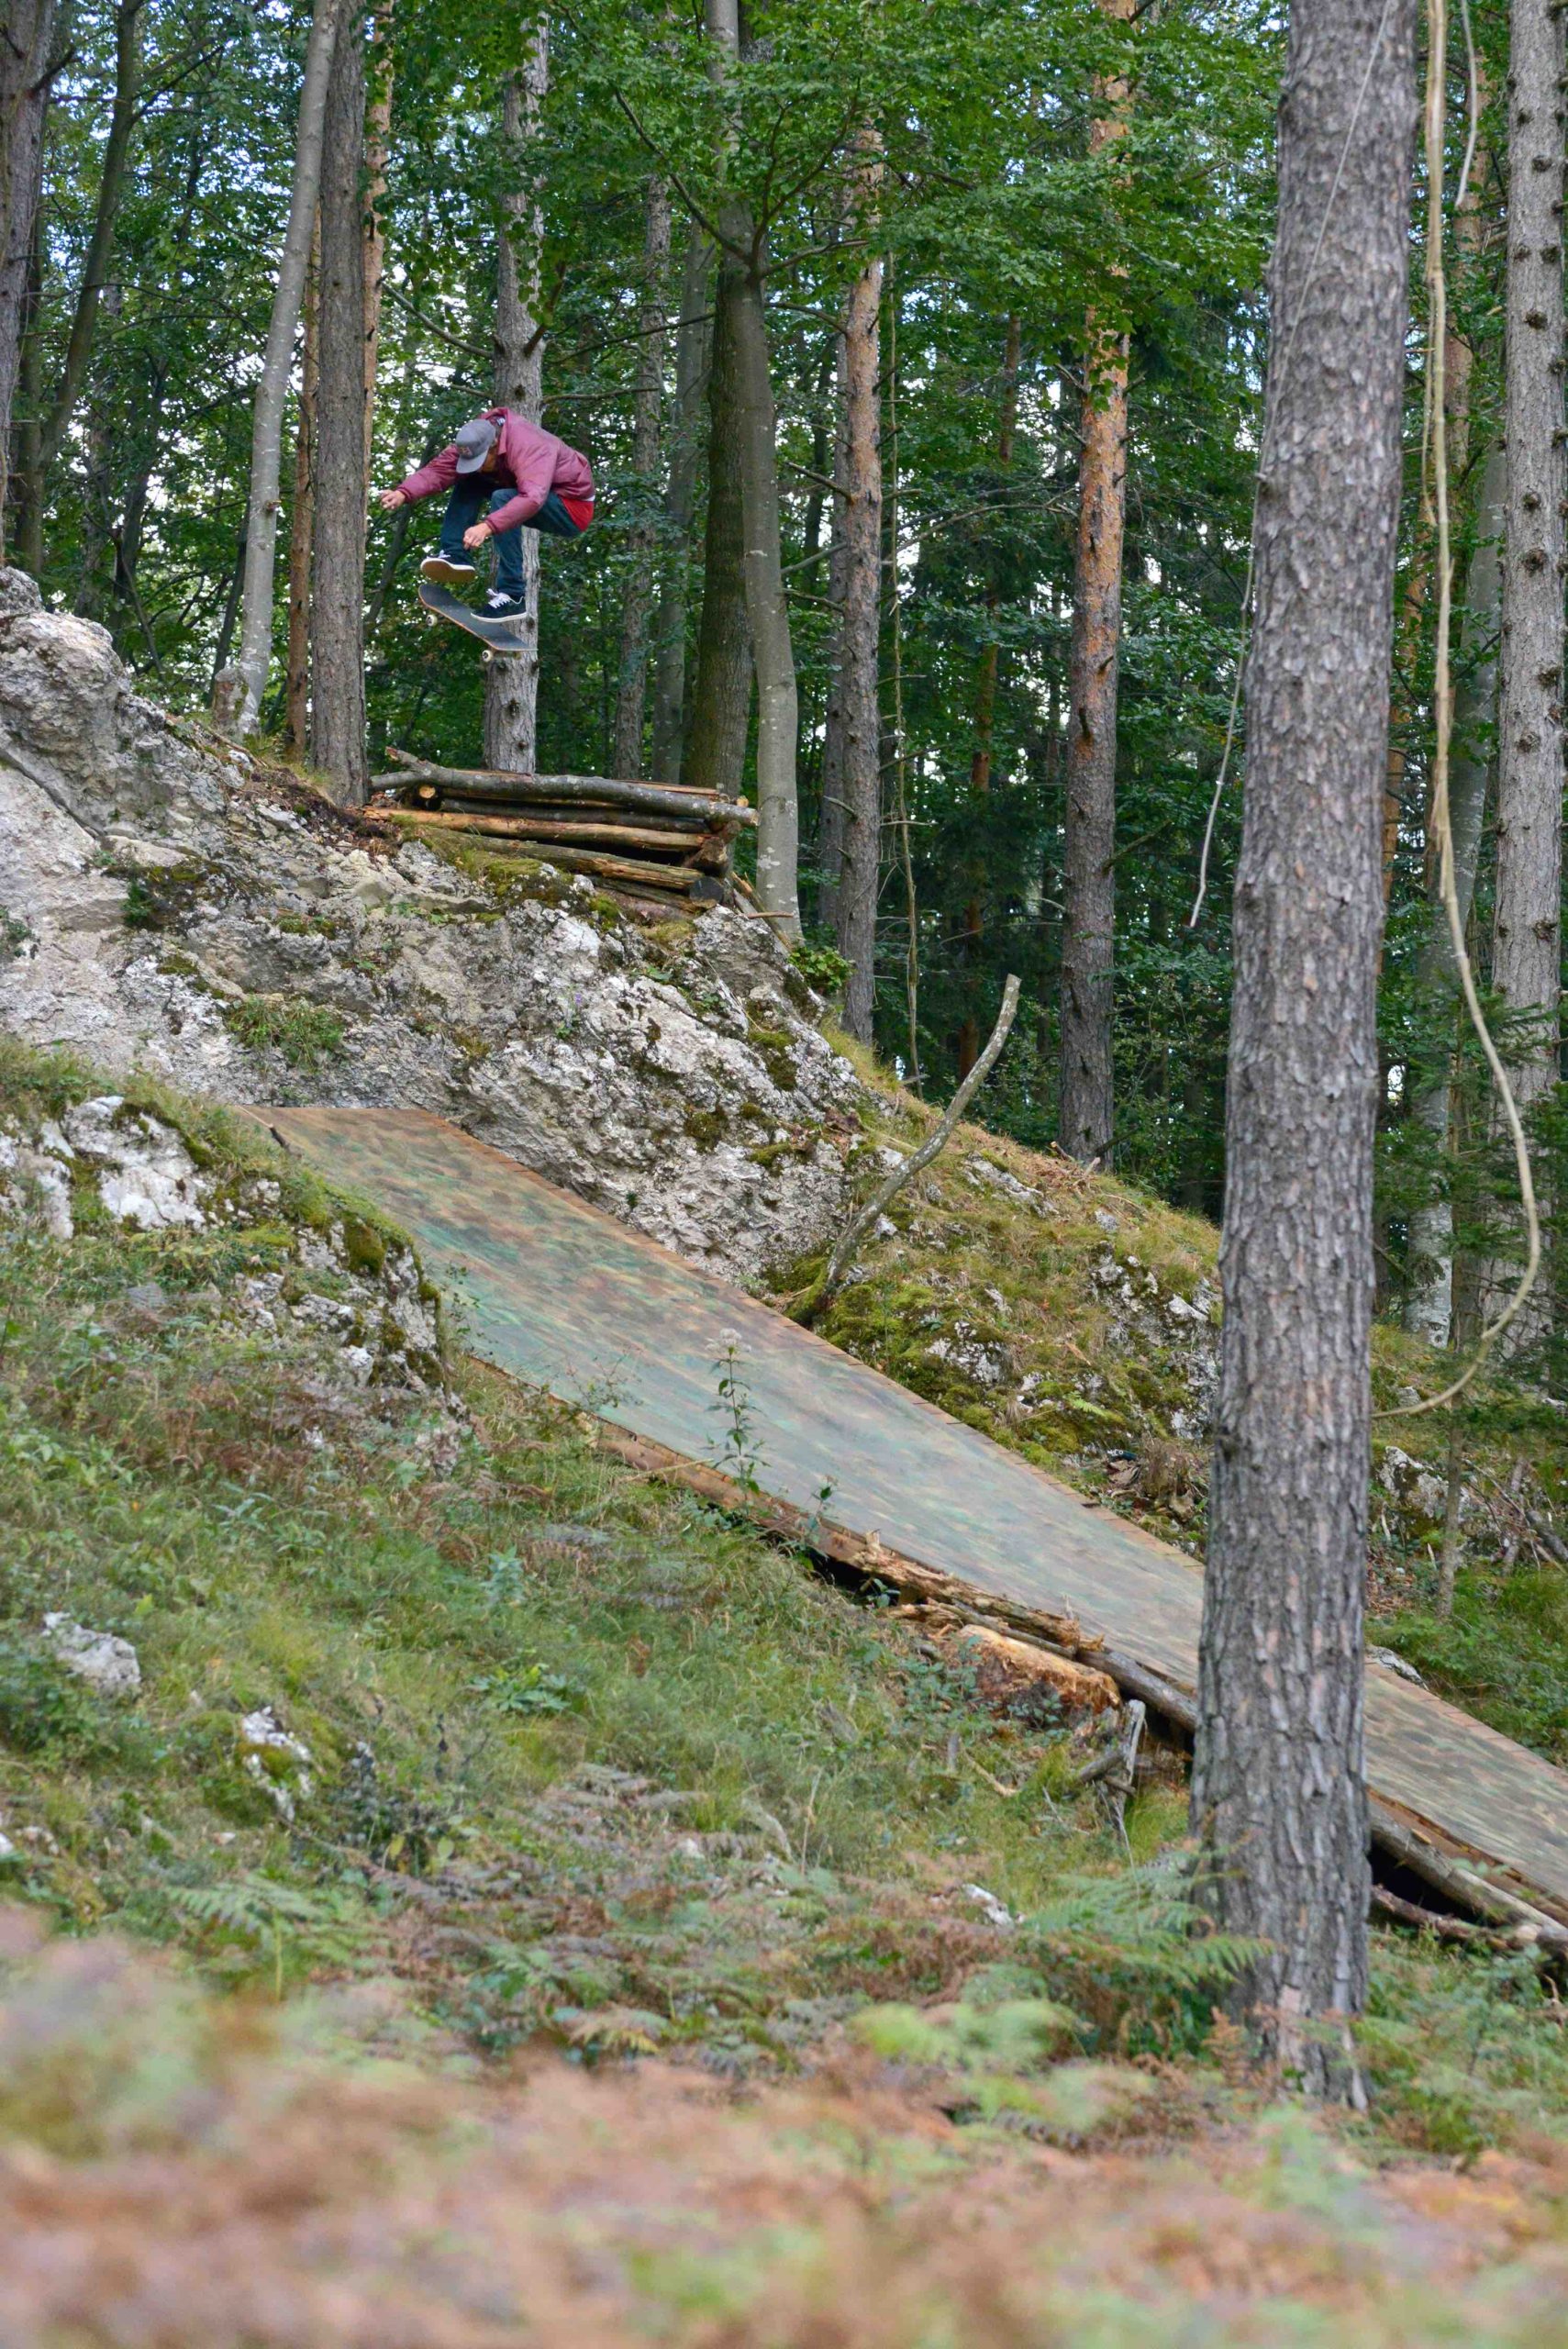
top-left (684, 251), bottom-right (752, 798)
top-left (308, 17), bottom-right (368, 802)
top-left (1192, 0), bottom-right (1417, 2098)
top-left (361, 0), bottom-right (394, 475)
top-left (0, 0), bottom-right (56, 560)
top-left (1059, 0), bottom-right (1134, 1164)
top-left (817, 330), bottom-right (852, 931)
top-left (1488, 0), bottom-right (1564, 1334)
top-left (1407, 437), bottom-right (1505, 1343)
top-left (829, 240), bottom-right (884, 1041)
top-left (231, 0), bottom-right (345, 731)
top-left (702, 0), bottom-right (798, 935)
top-left (286, 231), bottom-right (318, 754)
top-left (484, 28), bottom-right (549, 775)
top-left (650, 223), bottom-right (712, 784)
top-left (32, 0), bottom-right (144, 498)
top-left (612, 174), bottom-right (672, 778)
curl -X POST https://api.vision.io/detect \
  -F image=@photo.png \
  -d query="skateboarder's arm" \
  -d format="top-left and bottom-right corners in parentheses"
top-left (387, 446), bottom-right (461, 507)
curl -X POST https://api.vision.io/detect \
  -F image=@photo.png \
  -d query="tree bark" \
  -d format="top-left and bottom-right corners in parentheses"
top-left (650, 222), bottom-right (712, 784)
top-left (0, 0), bottom-right (56, 560)
top-left (971, 312), bottom-right (1020, 796)
top-left (32, 0), bottom-right (145, 498)
top-left (828, 238), bottom-right (884, 1041)
top-left (1059, 0), bottom-right (1134, 1164)
top-left (612, 174), bottom-right (672, 778)
top-left (361, 0), bottom-right (394, 475)
top-left (1192, 0), bottom-right (1417, 2098)
top-left (286, 232), bottom-right (319, 755)
top-left (1407, 437), bottom-right (1505, 1343)
top-left (231, 0), bottom-right (345, 731)
top-left (1488, 0), bottom-right (1564, 1335)
top-left (308, 17), bottom-right (368, 802)
top-left (484, 28), bottom-right (549, 775)
top-left (701, 0), bottom-right (798, 935)
top-left (817, 329), bottom-right (853, 931)
top-left (685, 251), bottom-right (752, 799)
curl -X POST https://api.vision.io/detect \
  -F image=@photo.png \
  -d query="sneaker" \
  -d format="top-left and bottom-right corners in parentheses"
top-left (484, 590), bottom-right (528, 618)
top-left (422, 553), bottom-right (477, 586)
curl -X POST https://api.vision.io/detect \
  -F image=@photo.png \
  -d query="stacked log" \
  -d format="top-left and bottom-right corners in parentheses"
top-left (365, 748), bottom-right (754, 909)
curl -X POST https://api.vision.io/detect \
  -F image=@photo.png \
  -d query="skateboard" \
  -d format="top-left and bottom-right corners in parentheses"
top-left (417, 579), bottom-right (529, 661)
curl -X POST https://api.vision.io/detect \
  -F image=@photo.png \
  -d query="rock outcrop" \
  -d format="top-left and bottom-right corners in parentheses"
top-left (0, 570), bottom-right (862, 1284)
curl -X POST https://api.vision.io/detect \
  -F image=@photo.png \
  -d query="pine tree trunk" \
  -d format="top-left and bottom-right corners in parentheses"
top-left (1407, 437), bottom-right (1505, 1343)
top-left (231, 0), bottom-right (345, 731)
top-left (970, 313), bottom-right (1020, 796)
top-left (1192, 0), bottom-right (1417, 2098)
top-left (0, 0), bottom-right (55, 560)
top-left (308, 17), bottom-right (368, 802)
top-left (484, 29), bottom-right (548, 775)
top-left (829, 242), bottom-right (884, 1041)
top-left (285, 234), bottom-right (318, 755)
top-left (684, 252), bottom-right (752, 799)
top-left (649, 224), bottom-right (712, 785)
top-left (612, 175), bottom-right (672, 778)
top-left (1489, 0), bottom-right (1564, 1335)
top-left (361, 0), bottom-right (393, 475)
top-left (1059, 0), bottom-right (1134, 1164)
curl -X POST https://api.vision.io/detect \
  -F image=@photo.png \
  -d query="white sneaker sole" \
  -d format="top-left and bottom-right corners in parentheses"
top-left (421, 555), bottom-right (477, 585)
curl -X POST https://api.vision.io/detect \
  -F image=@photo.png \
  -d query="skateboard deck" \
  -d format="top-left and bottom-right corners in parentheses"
top-left (417, 579), bottom-right (529, 658)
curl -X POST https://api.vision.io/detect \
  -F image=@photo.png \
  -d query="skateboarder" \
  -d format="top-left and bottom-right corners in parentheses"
top-left (378, 410), bottom-right (595, 618)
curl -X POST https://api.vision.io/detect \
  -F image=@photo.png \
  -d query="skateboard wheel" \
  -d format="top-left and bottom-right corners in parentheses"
top-left (483, 648), bottom-right (494, 665)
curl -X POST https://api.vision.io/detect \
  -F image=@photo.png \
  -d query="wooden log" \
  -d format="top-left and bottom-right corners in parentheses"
top-left (935, 1622), bottom-right (1121, 1718)
top-left (383, 746), bottom-right (757, 828)
top-left (369, 806), bottom-right (730, 869)
top-left (385, 787), bottom-right (722, 836)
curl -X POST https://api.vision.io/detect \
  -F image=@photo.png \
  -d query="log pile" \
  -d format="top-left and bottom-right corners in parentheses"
top-left (366, 747), bottom-right (755, 914)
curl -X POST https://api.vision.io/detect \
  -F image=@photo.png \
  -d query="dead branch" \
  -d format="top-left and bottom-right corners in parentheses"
top-left (791, 973), bottom-right (1020, 1326)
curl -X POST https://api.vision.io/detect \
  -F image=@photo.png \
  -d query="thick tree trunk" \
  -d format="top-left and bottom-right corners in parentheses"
top-left (649, 224), bottom-right (712, 785)
top-left (684, 253), bottom-right (752, 799)
top-left (1407, 437), bottom-right (1505, 1344)
top-left (231, 0), bottom-right (345, 731)
top-left (612, 174), bottom-right (672, 778)
top-left (829, 243), bottom-right (884, 1041)
top-left (286, 237), bottom-right (319, 755)
top-left (1488, 0), bottom-right (1564, 1335)
top-left (308, 19), bottom-right (368, 802)
top-left (361, 0), bottom-right (393, 474)
top-left (484, 29), bottom-right (549, 775)
top-left (0, 0), bottom-right (56, 560)
top-left (817, 332), bottom-right (853, 930)
top-left (702, 0), bottom-right (798, 934)
top-left (32, 0), bottom-right (144, 498)
top-left (1192, 0), bottom-right (1417, 2097)
top-left (1059, 0), bottom-right (1134, 1164)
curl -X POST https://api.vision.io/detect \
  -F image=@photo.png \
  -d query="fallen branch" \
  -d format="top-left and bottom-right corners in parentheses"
top-left (1370, 1884), bottom-right (1551, 1951)
top-left (368, 806), bottom-right (731, 870)
top-left (790, 973), bottom-right (1021, 1327)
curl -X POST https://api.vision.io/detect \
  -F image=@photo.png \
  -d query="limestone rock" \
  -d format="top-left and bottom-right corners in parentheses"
top-left (42, 1615), bottom-right (141, 1698)
top-left (0, 569), bottom-right (863, 1286)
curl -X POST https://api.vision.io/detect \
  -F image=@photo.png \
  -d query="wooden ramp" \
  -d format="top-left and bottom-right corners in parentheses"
top-left (267, 1106), bottom-right (1568, 1928)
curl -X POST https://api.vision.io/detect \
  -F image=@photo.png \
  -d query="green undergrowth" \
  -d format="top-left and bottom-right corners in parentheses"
top-left (785, 1038), bottom-right (1568, 1766)
top-left (1, 1038), bottom-right (1567, 2167)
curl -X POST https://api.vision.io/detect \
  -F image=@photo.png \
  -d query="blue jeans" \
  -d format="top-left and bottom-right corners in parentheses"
top-left (438, 482), bottom-right (585, 601)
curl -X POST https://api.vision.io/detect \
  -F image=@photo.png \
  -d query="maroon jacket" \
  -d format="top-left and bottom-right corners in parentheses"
top-left (396, 408), bottom-right (595, 534)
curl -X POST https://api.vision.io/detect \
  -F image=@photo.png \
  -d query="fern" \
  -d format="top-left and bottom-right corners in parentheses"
top-left (1016, 1854), bottom-right (1268, 2053)
top-left (165, 1873), bottom-right (367, 1996)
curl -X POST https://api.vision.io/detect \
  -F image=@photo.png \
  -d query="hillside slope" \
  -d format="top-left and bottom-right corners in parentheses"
top-left (4, 1041), bottom-right (1568, 2346)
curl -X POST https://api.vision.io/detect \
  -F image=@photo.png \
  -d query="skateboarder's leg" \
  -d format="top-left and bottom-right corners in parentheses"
top-left (486, 489), bottom-right (527, 603)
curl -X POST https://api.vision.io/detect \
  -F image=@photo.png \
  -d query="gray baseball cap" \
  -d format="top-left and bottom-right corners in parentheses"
top-left (454, 417), bottom-right (499, 473)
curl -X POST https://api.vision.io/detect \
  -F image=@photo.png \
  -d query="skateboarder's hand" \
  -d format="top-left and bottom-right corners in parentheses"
top-left (378, 488), bottom-right (406, 512)
top-left (462, 523), bottom-right (492, 551)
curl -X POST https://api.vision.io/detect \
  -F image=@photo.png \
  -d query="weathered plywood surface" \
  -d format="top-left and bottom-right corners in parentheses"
top-left (267, 1105), bottom-right (1568, 1920)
